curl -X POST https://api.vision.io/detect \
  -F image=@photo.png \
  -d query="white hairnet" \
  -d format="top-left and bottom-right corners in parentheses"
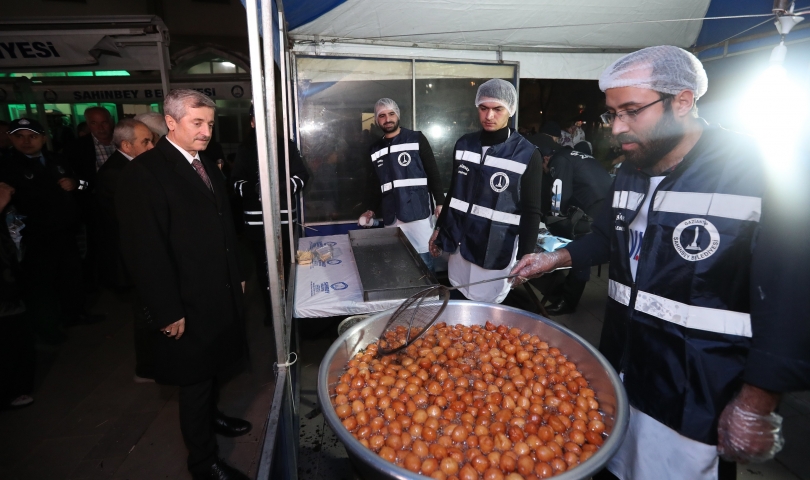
top-left (599, 45), bottom-right (708, 99)
top-left (374, 98), bottom-right (400, 118)
top-left (475, 79), bottom-right (517, 116)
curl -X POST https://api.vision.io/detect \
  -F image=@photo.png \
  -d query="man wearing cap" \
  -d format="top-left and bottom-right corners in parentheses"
top-left (0, 118), bottom-right (87, 342)
top-left (511, 46), bottom-right (798, 479)
top-left (360, 98), bottom-right (444, 271)
top-left (430, 79), bottom-right (543, 303)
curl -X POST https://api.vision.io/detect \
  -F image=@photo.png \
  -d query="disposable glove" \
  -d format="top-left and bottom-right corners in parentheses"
top-left (717, 394), bottom-right (784, 463)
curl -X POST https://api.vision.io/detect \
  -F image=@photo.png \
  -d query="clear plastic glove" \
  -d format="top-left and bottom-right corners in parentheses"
top-left (429, 229), bottom-right (442, 258)
top-left (717, 391), bottom-right (784, 463)
top-left (358, 210), bottom-right (375, 227)
top-left (509, 250), bottom-right (569, 285)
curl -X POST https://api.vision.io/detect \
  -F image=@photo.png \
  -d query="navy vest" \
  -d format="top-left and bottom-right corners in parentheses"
top-left (437, 130), bottom-right (536, 270)
top-left (369, 128), bottom-right (431, 225)
top-left (601, 126), bottom-right (764, 444)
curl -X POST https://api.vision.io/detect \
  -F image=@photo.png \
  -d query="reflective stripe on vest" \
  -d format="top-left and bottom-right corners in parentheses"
top-left (449, 197), bottom-right (469, 212)
top-left (608, 279), bottom-right (631, 306)
top-left (608, 280), bottom-right (752, 337)
top-left (653, 191), bottom-right (762, 222)
top-left (371, 142), bottom-right (419, 161)
top-left (612, 190), bottom-right (645, 210)
top-left (484, 155), bottom-right (528, 175)
top-left (381, 177), bottom-right (428, 192)
top-left (470, 204), bottom-right (521, 226)
top-left (455, 150), bottom-right (482, 164)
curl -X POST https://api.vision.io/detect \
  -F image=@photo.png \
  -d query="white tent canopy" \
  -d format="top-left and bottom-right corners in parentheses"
top-left (291, 0), bottom-right (711, 79)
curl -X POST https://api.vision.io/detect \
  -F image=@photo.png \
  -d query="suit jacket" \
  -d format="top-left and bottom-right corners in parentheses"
top-left (116, 137), bottom-right (246, 385)
top-left (95, 150), bottom-right (130, 288)
top-left (63, 134), bottom-right (98, 191)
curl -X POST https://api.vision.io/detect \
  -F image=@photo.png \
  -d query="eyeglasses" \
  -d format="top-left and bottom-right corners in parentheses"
top-left (600, 98), bottom-right (666, 125)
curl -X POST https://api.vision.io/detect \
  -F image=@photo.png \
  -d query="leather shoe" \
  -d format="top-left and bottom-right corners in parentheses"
top-left (192, 459), bottom-right (249, 480)
top-left (214, 411), bottom-right (252, 437)
top-left (546, 299), bottom-right (576, 316)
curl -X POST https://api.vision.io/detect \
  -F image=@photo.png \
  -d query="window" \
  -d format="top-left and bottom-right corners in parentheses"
top-left (184, 59), bottom-right (246, 75)
top-left (295, 56), bottom-right (517, 224)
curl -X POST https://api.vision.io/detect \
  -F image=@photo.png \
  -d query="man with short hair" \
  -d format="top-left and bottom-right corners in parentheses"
top-left (96, 119), bottom-right (154, 290)
top-left (361, 98), bottom-right (444, 270)
top-left (430, 79), bottom-right (543, 303)
top-left (512, 46), bottom-right (797, 479)
top-left (65, 106), bottom-right (115, 288)
top-left (116, 89), bottom-right (250, 480)
top-left (134, 112), bottom-right (169, 144)
top-left (0, 118), bottom-right (87, 342)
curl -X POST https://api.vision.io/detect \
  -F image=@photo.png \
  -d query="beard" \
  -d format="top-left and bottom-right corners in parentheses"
top-left (380, 118), bottom-right (399, 134)
top-left (617, 104), bottom-right (684, 170)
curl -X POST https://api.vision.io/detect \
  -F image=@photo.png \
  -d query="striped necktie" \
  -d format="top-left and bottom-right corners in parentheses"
top-left (191, 158), bottom-right (213, 191)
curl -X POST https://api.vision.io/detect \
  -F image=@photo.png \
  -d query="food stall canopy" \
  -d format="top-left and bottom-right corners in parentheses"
top-left (287, 0), bottom-right (711, 79)
top-left (285, 0), bottom-right (809, 80)
top-left (0, 16), bottom-right (171, 73)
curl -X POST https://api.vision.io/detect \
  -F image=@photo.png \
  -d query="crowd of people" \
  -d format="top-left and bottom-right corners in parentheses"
top-left (1, 43), bottom-right (809, 480)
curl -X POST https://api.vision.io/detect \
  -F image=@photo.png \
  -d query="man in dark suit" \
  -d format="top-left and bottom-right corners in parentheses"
top-left (116, 90), bottom-right (250, 480)
top-left (65, 107), bottom-right (115, 289)
top-left (96, 119), bottom-right (154, 290)
top-left (97, 119), bottom-right (155, 383)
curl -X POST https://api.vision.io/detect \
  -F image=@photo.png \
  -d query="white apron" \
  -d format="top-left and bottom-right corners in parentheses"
top-left (387, 216), bottom-right (434, 254)
top-left (447, 237), bottom-right (518, 303)
top-left (608, 405), bottom-right (719, 480)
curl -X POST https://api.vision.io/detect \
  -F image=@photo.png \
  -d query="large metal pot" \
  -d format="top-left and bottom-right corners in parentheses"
top-left (318, 301), bottom-right (629, 480)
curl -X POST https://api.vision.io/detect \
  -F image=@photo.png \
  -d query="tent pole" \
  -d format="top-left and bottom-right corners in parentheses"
top-left (279, 11), bottom-right (296, 266)
top-left (157, 39), bottom-right (170, 96)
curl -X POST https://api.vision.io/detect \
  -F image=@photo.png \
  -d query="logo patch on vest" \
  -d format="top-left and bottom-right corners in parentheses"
top-left (490, 172), bottom-right (509, 192)
top-left (397, 152), bottom-right (411, 167)
top-left (458, 164), bottom-right (469, 176)
top-left (673, 218), bottom-right (720, 261)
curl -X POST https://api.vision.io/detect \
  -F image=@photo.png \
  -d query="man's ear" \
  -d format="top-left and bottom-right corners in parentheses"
top-left (165, 115), bottom-right (176, 131)
top-left (673, 90), bottom-right (696, 118)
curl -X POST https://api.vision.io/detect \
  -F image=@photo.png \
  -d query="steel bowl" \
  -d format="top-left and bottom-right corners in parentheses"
top-left (318, 301), bottom-right (629, 480)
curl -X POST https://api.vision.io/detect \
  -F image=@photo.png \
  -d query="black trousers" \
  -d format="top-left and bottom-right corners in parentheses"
top-left (21, 235), bottom-right (85, 342)
top-left (592, 458), bottom-right (737, 480)
top-left (0, 311), bottom-right (36, 404)
top-left (179, 377), bottom-right (219, 474)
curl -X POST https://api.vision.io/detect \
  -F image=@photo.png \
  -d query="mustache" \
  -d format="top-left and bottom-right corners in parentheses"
top-left (194, 136), bottom-right (211, 142)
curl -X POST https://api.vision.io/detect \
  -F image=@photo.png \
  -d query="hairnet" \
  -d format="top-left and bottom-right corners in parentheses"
top-left (374, 98), bottom-right (400, 118)
top-left (475, 79), bottom-right (517, 116)
top-left (599, 45), bottom-right (708, 99)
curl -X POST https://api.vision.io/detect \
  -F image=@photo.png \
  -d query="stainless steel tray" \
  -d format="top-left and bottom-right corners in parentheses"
top-left (348, 227), bottom-right (438, 302)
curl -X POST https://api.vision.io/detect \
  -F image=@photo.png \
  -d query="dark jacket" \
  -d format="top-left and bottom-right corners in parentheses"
top-left (63, 134), bottom-right (99, 193)
top-left (95, 150), bottom-right (130, 287)
top-left (566, 124), bottom-right (766, 444)
top-left (116, 137), bottom-right (246, 386)
top-left (0, 148), bottom-right (81, 244)
top-left (231, 135), bottom-right (309, 242)
top-left (0, 208), bottom-right (25, 318)
top-left (437, 129), bottom-right (538, 270)
top-left (546, 147), bottom-right (613, 219)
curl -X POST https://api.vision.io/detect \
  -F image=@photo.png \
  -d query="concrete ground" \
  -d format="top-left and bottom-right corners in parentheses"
top-left (0, 266), bottom-right (276, 480)
top-left (296, 265), bottom-right (810, 480)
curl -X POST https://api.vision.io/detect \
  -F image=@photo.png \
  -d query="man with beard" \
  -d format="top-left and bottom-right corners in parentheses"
top-left (511, 46), bottom-right (793, 479)
top-left (361, 98), bottom-right (444, 270)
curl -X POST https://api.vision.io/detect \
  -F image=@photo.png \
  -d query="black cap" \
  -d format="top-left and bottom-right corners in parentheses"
top-left (527, 131), bottom-right (561, 157)
top-left (539, 121), bottom-right (561, 138)
top-left (9, 118), bottom-right (45, 135)
top-left (573, 141), bottom-right (592, 156)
